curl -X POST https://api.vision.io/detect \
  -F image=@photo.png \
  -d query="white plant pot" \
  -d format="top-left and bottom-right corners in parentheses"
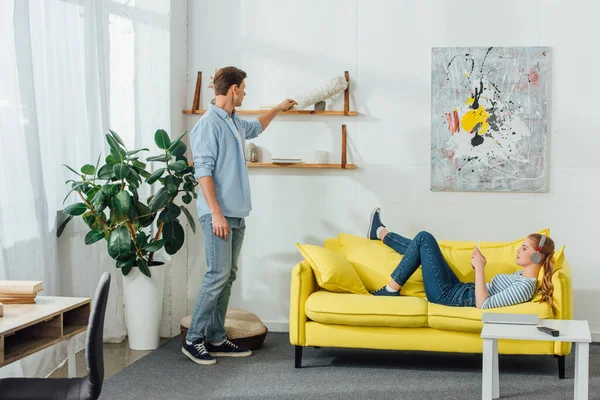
top-left (122, 263), bottom-right (165, 350)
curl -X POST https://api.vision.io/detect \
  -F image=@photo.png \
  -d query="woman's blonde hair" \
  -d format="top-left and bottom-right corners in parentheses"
top-left (528, 233), bottom-right (557, 315)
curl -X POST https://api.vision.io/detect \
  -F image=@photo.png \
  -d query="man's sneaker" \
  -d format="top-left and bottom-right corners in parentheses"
top-left (370, 286), bottom-right (399, 296)
top-left (182, 338), bottom-right (216, 365)
top-left (367, 207), bottom-right (385, 240)
top-left (205, 340), bottom-right (252, 357)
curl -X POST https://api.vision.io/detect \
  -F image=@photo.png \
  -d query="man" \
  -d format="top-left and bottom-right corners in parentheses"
top-left (183, 66), bottom-right (296, 365)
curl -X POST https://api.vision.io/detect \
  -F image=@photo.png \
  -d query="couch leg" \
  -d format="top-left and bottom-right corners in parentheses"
top-left (295, 346), bottom-right (303, 368)
top-left (557, 355), bottom-right (565, 379)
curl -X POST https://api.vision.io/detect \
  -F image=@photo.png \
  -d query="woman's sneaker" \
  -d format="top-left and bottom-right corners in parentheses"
top-left (370, 286), bottom-right (399, 296)
top-left (182, 338), bottom-right (216, 365)
top-left (367, 207), bottom-right (385, 240)
top-left (205, 340), bottom-right (252, 357)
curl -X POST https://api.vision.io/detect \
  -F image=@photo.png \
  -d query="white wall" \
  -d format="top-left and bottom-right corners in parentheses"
top-left (184, 0), bottom-right (600, 339)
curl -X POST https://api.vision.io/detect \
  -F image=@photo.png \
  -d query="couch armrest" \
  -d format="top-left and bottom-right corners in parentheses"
top-left (552, 260), bottom-right (573, 355)
top-left (289, 260), bottom-right (318, 346)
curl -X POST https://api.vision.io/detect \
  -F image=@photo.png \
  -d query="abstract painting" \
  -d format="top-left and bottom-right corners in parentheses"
top-left (431, 47), bottom-right (550, 192)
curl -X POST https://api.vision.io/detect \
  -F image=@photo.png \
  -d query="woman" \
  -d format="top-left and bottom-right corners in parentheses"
top-left (367, 207), bottom-right (556, 311)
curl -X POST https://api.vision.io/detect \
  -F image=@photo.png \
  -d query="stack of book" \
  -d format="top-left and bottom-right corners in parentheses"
top-left (0, 280), bottom-right (43, 304)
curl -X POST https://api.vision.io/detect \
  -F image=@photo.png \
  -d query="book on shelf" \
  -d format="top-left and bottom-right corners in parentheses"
top-left (0, 280), bottom-right (43, 296)
top-left (271, 158), bottom-right (302, 164)
top-left (0, 302), bottom-right (3, 317)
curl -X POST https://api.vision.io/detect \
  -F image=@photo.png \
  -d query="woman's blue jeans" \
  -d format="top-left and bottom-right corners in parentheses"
top-left (383, 230), bottom-right (475, 307)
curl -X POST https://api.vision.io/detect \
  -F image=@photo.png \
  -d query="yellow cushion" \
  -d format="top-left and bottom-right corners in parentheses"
top-left (428, 300), bottom-right (553, 333)
top-left (296, 244), bottom-right (369, 295)
top-left (335, 233), bottom-right (426, 297)
top-left (437, 228), bottom-right (552, 282)
top-left (305, 290), bottom-right (428, 328)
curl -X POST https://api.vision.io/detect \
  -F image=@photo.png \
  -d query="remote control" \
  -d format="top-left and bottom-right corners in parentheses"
top-left (537, 325), bottom-right (559, 337)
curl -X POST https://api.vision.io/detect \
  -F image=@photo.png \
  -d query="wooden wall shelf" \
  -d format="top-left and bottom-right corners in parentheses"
top-left (183, 109), bottom-right (358, 116)
top-left (184, 71), bottom-right (356, 169)
top-left (248, 163), bottom-right (356, 169)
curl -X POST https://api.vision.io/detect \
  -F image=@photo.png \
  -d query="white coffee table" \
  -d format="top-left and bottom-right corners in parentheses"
top-left (481, 319), bottom-right (591, 400)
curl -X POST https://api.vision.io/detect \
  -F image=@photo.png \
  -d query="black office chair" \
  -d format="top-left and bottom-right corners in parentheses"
top-left (0, 272), bottom-right (111, 400)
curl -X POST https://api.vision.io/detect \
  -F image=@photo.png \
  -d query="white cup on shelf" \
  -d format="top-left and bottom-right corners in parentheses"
top-left (314, 150), bottom-right (329, 164)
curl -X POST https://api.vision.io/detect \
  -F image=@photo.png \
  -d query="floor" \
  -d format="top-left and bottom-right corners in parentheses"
top-left (49, 338), bottom-right (169, 380)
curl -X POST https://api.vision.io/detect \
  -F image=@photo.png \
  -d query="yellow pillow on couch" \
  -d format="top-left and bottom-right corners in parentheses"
top-left (296, 243), bottom-right (369, 295)
top-left (334, 233), bottom-right (425, 297)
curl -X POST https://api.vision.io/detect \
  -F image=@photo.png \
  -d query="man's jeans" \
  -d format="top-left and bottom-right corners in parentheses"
top-left (186, 215), bottom-right (246, 342)
top-left (383, 230), bottom-right (475, 307)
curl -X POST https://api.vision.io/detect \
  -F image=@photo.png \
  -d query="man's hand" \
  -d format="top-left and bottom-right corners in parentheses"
top-left (212, 212), bottom-right (230, 240)
top-left (277, 99), bottom-right (297, 112)
top-left (471, 246), bottom-right (487, 270)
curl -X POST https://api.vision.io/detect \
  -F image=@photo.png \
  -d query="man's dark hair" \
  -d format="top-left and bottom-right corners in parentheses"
top-left (213, 66), bottom-right (247, 96)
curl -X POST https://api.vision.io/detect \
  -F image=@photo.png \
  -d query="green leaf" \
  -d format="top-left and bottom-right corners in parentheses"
top-left (167, 131), bottom-right (187, 153)
top-left (83, 211), bottom-right (106, 231)
top-left (143, 239), bottom-right (166, 252)
top-left (57, 215), bottom-right (73, 237)
top-left (85, 230), bottom-right (105, 245)
top-left (126, 148), bottom-right (149, 156)
top-left (175, 155), bottom-right (189, 165)
top-left (63, 164), bottom-right (81, 176)
top-left (180, 205), bottom-right (196, 234)
top-left (128, 168), bottom-right (140, 182)
top-left (126, 176), bottom-right (139, 190)
top-left (146, 155), bottom-right (170, 162)
top-left (109, 129), bottom-right (125, 146)
top-left (64, 203), bottom-right (88, 216)
top-left (94, 153), bottom-right (103, 178)
top-left (106, 155), bottom-right (118, 165)
top-left (146, 168), bottom-right (165, 185)
top-left (163, 175), bottom-right (182, 193)
top-left (97, 164), bottom-right (115, 180)
top-left (107, 134), bottom-right (127, 161)
top-left (184, 174), bottom-right (197, 183)
top-left (137, 257), bottom-right (151, 278)
top-left (193, 192), bottom-right (198, 199)
top-left (158, 202), bottom-right (181, 223)
top-left (162, 220), bottom-right (185, 255)
top-left (135, 231), bottom-right (148, 249)
top-left (106, 133), bottom-right (122, 152)
top-left (81, 164), bottom-right (96, 175)
top-left (134, 166), bottom-right (152, 179)
top-left (109, 207), bottom-right (127, 224)
top-left (114, 190), bottom-right (132, 214)
top-left (134, 202), bottom-right (155, 228)
top-left (102, 183), bottom-right (119, 196)
top-left (113, 163), bottom-right (130, 180)
top-left (149, 187), bottom-right (170, 212)
top-left (183, 181), bottom-right (195, 192)
top-left (167, 160), bottom-right (187, 172)
top-left (182, 193), bottom-right (192, 204)
top-left (121, 264), bottom-right (133, 276)
top-left (154, 129), bottom-right (171, 149)
top-left (116, 255), bottom-right (135, 269)
top-left (107, 226), bottom-right (132, 260)
top-left (171, 141), bottom-right (187, 157)
top-left (132, 160), bottom-right (147, 170)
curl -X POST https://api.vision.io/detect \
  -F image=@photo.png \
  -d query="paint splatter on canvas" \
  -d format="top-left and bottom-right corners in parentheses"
top-left (431, 47), bottom-right (549, 192)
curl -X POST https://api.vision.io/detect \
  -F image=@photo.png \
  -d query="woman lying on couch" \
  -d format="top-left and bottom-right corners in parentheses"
top-left (368, 207), bottom-right (556, 312)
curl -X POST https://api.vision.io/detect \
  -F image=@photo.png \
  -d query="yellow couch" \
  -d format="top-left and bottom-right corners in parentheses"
top-left (289, 232), bottom-right (572, 377)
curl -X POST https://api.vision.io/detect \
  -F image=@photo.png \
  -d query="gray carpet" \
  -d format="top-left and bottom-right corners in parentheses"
top-left (100, 333), bottom-right (599, 399)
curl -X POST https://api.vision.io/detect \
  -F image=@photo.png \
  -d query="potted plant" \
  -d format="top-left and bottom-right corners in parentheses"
top-left (58, 129), bottom-right (198, 350)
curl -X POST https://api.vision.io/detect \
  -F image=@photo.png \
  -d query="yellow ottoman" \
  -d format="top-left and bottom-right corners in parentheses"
top-left (180, 308), bottom-right (268, 350)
